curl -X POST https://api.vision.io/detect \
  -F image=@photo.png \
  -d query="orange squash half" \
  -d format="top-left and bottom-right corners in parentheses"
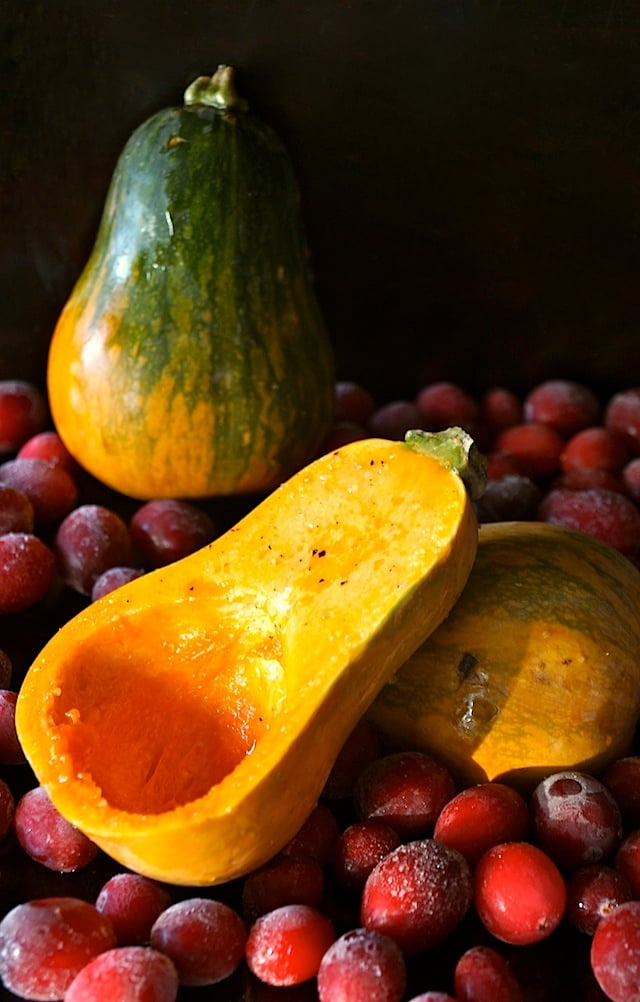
top-left (16, 429), bottom-right (483, 885)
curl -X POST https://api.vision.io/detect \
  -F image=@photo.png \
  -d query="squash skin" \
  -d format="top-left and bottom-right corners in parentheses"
top-left (369, 521), bottom-right (640, 790)
top-left (47, 69), bottom-right (335, 499)
top-left (15, 431), bottom-right (481, 885)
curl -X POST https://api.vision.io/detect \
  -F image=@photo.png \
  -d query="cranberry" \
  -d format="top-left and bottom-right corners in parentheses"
top-left (0, 380), bottom-right (48, 454)
top-left (485, 452), bottom-right (521, 479)
top-left (244, 903), bottom-right (336, 987)
top-left (129, 498), bottom-right (216, 568)
top-left (622, 456), bottom-right (640, 502)
top-left (530, 771), bottom-right (623, 868)
top-left (367, 400), bottom-right (423, 440)
top-left (566, 864), bottom-right (633, 935)
top-left (538, 486), bottom-right (640, 556)
top-left (524, 379), bottom-right (601, 437)
top-left (474, 474), bottom-right (541, 523)
top-left (605, 387), bottom-right (640, 454)
top-left (361, 838), bottom-right (472, 955)
top-left (241, 854), bottom-right (325, 921)
top-left (494, 422), bottom-right (565, 479)
top-left (433, 781), bottom-right (530, 865)
top-left (64, 946), bottom-right (179, 1002)
top-left (18, 429), bottom-right (76, 473)
top-left (0, 897), bottom-right (116, 1000)
top-left (95, 872), bottom-right (172, 946)
top-left (54, 503), bottom-right (133, 594)
top-left (333, 381), bottom-right (376, 425)
top-left (560, 426), bottom-right (630, 473)
top-left (453, 944), bottom-right (524, 1002)
top-left (332, 821), bottom-right (401, 891)
top-left (317, 927), bottom-right (407, 1002)
top-left (614, 829), bottom-right (640, 897)
top-left (415, 381), bottom-right (480, 430)
top-left (0, 532), bottom-right (56, 613)
top-left (322, 719), bottom-right (381, 800)
top-left (480, 386), bottom-right (523, 433)
top-left (282, 802), bottom-right (340, 865)
top-left (0, 484), bottom-right (34, 534)
top-left (473, 841), bottom-right (566, 945)
top-left (354, 750), bottom-right (455, 838)
top-left (0, 456), bottom-right (78, 524)
top-left (590, 899), bottom-right (640, 1001)
top-left (14, 785), bottom-right (99, 873)
top-left (91, 565), bottom-right (145, 600)
top-left (0, 689), bottom-right (27, 764)
top-left (553, 467), bottom-right (625, 493)
top-left (149, 897), bottom-right (246, 986)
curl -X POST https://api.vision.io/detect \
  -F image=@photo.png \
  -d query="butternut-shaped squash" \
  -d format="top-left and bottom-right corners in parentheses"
top-left (47, 65), bottom-right (335, 500)
top-left (15, 429), bottom-right (484, 885)
top-left (369, 521), bottom-right (640, 790)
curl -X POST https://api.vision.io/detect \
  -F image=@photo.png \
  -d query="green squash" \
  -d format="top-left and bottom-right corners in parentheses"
top-left (47, 65), bottom-right (335, 500)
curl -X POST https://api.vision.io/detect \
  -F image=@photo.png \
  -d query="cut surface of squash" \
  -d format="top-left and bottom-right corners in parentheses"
top-left (16, 429), bottom-right (482, 885)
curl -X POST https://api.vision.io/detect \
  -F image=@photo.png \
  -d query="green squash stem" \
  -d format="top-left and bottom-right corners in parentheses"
top-left (404, 427), bottom-right (487, 501)
top-left (184, 64), bottom-right (249, 113)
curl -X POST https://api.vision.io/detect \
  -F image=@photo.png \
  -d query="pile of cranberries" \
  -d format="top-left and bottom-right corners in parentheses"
top-left (3, 375), bottom-right (640, 1000)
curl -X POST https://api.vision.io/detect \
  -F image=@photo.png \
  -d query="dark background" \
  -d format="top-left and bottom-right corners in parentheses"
top-left (2, 0), bottom-right (640, 402)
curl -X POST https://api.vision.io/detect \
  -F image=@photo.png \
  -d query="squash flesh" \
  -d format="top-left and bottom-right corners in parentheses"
top-left (17, 434), bottom-right (480, 885)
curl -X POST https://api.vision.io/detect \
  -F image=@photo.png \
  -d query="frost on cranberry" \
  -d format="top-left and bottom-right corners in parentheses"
top-left (530, 771), bottom-right (623, 869)
top-left (538, 486), bottom-right (640, 557)
top-left (591, 899), bottom-right (640, 1001)
top-left (0, 456), bottom-right (78, 524)
top-left (14, 785), bottom-right (99, 872)
top-left (150, 897), bottom-right (247, 986)
top-left (0, 897), bottom-right (116, 1000)
top-left (64, 946), bottom-right (179, 1002)
top-left (54, 503), bottom-right (134, 595)
top-left (95, 872), bottom-right (172, 946)
top-left (361, 838), bottom-right (472, 955)
top-left (245, 903), bottom-right (336, 987)
top-left (332, 821), bottom-right (401, 892)
top-left (317, 927), bottom-right (407, 1002)
top-left (91, 565), bottom-right (145, 601)
top-left (0, 532), bottom-right (56, 614)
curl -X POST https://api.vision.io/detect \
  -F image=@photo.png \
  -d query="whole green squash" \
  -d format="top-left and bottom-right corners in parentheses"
top-left (48, 65), bottom-right (335, 499)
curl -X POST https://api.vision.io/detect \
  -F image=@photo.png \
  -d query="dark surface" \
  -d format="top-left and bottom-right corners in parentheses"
top-left (2, 1), bottom-right (640, 401)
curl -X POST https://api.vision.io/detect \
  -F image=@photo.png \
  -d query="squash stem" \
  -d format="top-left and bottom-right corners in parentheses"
top-left (184, 65), bottom-right (249, 112)
top-left (404, 427), bottom-right (487, 501)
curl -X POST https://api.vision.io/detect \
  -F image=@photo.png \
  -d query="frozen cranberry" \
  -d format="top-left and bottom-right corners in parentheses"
top-left (55, 503), bottom-right (133, 595)
top-left (361, 838), bottom-right (472, 955)
top-left (0, 897), bottom-right (116, 1000)
top-left (405, 995), bottom-right (457, 1002)
top-left (603, 757), bottom-right (640, 828)
top-left (332, 821), bottom-right (401, 891)
top-left (64, 945), bottom-right (179, 1002)
top-left (566, 864), bottom-right (633, 935)
top-left (433, 782), bottom-right (529, 865)
top-left (495, 420), bottom-right (566, 479)
top-left (622, 456), bottom-right (640, 502)
top-left (0, 484), bottom-right (34, 534)
top-left (0, 532), bottom-right (56, 613)
top-left (605, 387), bottom-right (640, 454)
top-left (538, 486), bottom-right (640, 556)
top-left (453, 944), bottom-right (524, 1002)
top-left (282, 802), bottom-right (340, 865)
top-left (474, 474), bottom-right (541, 523)
top-left (150, 897), bottom-right (246, 986)
top-left (0, 778), bottom-right (15, 841)
top-left (553, 467), bottom-right (625, 493)
top-left (322, 719), bottom-right (381, 800)
top-left (473, 841), bottom-right (566, 945)
top-left (591, 899), bottom-right (640, 1001)
top-left (95, 872), bottom-right (172, 946)
top-left (561, 426), bottom-right (630, 474)
top-left (317, 927), bottom-right (406, 1002)
top-left (481, 387), bottom-right (523, 433)
top-left (354, 750), bottom-right (455, 839)
top-left (485, 452), bottom-right (521, 479)
top-left (91, 565), bottom-right (145, 600)
top-left (0, 380), bottom-right (48, 453)
top-left (14, 785), bottom-right (99, 872)
top-left (334, 381), bottom-right (376, 425)
top-left (18, 429), bottom-right (76, 473)
top-left (129, 498), bottom-right (216, 568)
top-left (367, 400), bottom-right (423, 440)
top-left (524, 379), bottom-right (601, 437)
top-left (245, 903), bottom-right (336, 987)
top-left (0, 456), bottom-right (78, 524)
top-left (241, 854), bottom-right (325, 921)
top-left (0, 689), bottom-right (26, 764)
top-left (614, 829), bottom-right (640, 897)
top-left (415, 381), bottom-right (480, 430)
top-left (531, 771), bottom-right (623, 869)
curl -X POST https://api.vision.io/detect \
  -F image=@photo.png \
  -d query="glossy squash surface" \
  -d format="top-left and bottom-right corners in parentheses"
top-left (369, 521), bottom-right (640, 790)
top-left (47, 66), bottom-right (335, 500)
top-left (16, 429), bottom-right (483, 885)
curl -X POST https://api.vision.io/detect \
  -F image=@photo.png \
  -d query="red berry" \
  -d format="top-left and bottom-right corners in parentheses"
top-left (332, 821), bottom-right (401, 891)
top-left (433, 782), bottom-right (530, 865)
top-left (0, 532), bottom-right (56, 613)
top-left (0, 484), bottom-right (34, 534)
top-left (494, 422), bottom-right (565, 479)
top-left (333, 381), bottom-right (376, 425)
top-left (0, 897), bottom-right (116, 1000)
top-left (129, 498), bottom-right (216, 568)
top-left (530, 771), bottom-right (623, 869)
top-left (0, 456), bottom-right (78, 524)
top-left (538, 486), bottom-right (640, 557)
top-left (0, 689), bottom-right (26, 764)
top-left (566, 864), bottom-right (632, 935)
top-left (605, 388), bottom-right (640, 454)
top-left (95, 872), bottom-right (172, 946)
top-left (367, 401), bottom-right (423, 440)
top-left (603, 756), bottom-right (640, 828)
top-left (354, 750), bottom-right (455, 839)
top-left (524, 380), bottom-right (601, 437)
top-left (18, 430), bottom-right (76, 473)
top-left (415, 381), bottom-right (480, 430)
top-left (241, 854), bottom-right (325, 921)
top-left (481, 387), bottom-right (524, 433)
top-left (0, 380), bottom-right (48, 454)
top-left (591, 899), bottom-right (640, 1001)
top-left (64, 945), bottom-right (179, 1002)
top-left (622, 457), bottom-right (640, 502)
top-left (55, 503), bottom-right (133, 595)
top-left (473, 841), bottom-right (567, 945)
top-left (14, 785), bottom-right (99, 872)
top-left (91, 565), bottom-right (145, 601)
top-left (361, 838), bottom-right (472, 955)
top-left (320, 421), bottom-right (367, 453)
top-left (614, 829), bottom-right (640, 897)
top-left (282, 802), bottom-right (340, 865)
top-left (245, 903), bottom-right (336, 987)
top-left (474, 474), bottom-right (541, 523)
top-left (317, 927), bottom-right (407, 1002)
top-left (561, 427), bottom-right (630, 473)
top-left (150, 897), bottom-right (247, 986)
top-left (454, 944), bottom-right (524, 1002)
